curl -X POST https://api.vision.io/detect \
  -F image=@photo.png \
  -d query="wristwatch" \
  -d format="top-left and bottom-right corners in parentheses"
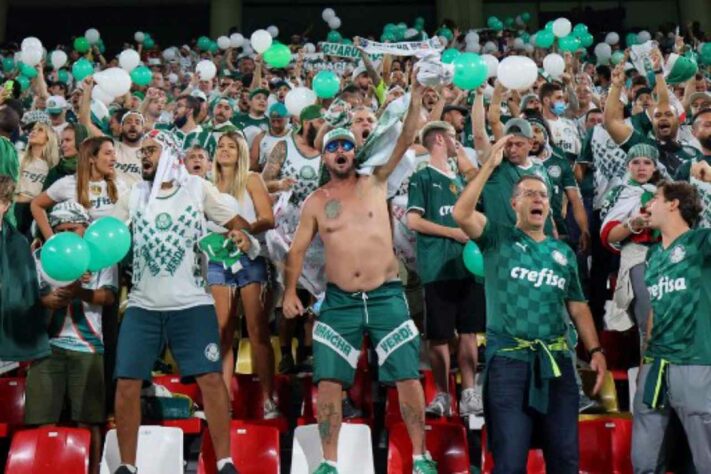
top-left (589, 346), bottom-right (605, 357)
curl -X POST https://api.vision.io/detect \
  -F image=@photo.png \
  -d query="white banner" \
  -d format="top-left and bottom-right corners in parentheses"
top-left (354, 37), bottom-right (444, 57)
top-left (320, 42), bottom-right (383, 60)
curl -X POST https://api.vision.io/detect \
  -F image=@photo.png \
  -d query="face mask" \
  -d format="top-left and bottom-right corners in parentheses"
top-left (551, 101), bottom-right (567, 116)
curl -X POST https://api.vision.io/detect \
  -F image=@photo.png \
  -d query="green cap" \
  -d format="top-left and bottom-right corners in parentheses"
top-left (269, 102), bottom-right (289, 118)
top-left (300, 104), bottom-right (323, 122)
top-left (626, 143), bottom-right (659, 165)
top-left (249, 88), bottom-right (270, 100)
top-left (322, 127), bottom-right (356, 152)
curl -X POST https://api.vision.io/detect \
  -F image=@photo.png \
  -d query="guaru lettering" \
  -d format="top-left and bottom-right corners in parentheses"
top-left (647, 276), bottom-right (687, 301)
top-left (510, 267), bottom-right (566, 289)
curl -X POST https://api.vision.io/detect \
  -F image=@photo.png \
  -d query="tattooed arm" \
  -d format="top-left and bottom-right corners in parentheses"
top-left (261, 141), bottom-right (293, 193)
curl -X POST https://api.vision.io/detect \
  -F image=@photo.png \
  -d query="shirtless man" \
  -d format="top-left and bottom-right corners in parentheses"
top-left (283, 80), bottom-right (437, 474)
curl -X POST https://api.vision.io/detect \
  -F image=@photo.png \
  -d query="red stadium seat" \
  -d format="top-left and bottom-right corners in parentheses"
top-left (152, 375), bottom-right (202, 405)
top-left (0, 377), bottom-right (25, 438)
top-left (480, 425), bottom-right (545, 474)
top-left (5, 426), bottom-right (90, 473)
top-left (579, 419), bottom-right (614, 473)
top-left (604, 417), bottom-right (633, 474)
top-left (231, 374), bottom-right (291, 432)
top-left (387, 421), bottom-right (469, 474)
top-left (385, 371), bottom-right (459, 428)
top-left (197, 421), bottom-right (280, 474)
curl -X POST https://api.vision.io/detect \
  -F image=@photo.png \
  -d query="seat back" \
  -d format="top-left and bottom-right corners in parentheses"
top-left (388, 422), bottom-right (469, 474)
top-left (0, 377), bottom-right (25, 436)
top-left (290, 424), bottom-right (374, 474)
top-left (231, 374), bottom-right (290, 420)
top-left (198, 421), bottom-right (280, 474)
top-left (605, 417), bottom-right (633, 474)
top-left (6, 426), bottom-right (90, 473)
top-left (579, 419), bottom-right (614, 473)
top-left (100, 426), bottom-right (183, 474)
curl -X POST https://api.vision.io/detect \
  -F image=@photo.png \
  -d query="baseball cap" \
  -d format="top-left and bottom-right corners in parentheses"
top-left (503, 118), bottom-right (534, 139)
top-left (351, 65), bottom-right (367, 81)
top-left (190, 89), bottom-right (207, 102)
top-left (689, 91), bottom-right (711, 107)
top-left (46, 95), bottom-right (68, 115)
top-left (269, 102), bottom-right (289, 118)
top-left (271, 80), bottom-right (291, 90)
top-left (322, 128), bottom-right (356, 152)
top-left (298, 104), bottom-right (323, 132)
top-left (442, 104), bottom-right (469, 117)
top-left (418, 120), bottom-right (456, 144)
top-left (249, 88), bottom-right (270, 100)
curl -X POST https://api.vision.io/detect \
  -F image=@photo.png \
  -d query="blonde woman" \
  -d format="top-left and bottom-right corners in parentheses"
top-left (31, 136), bottom-right (127, 240)
top-left (14, 122), bottom-right (59, 234)
top-left (208, 131), bottom-right (278, 417)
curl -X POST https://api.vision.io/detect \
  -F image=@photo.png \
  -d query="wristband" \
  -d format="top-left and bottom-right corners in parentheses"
top-left (653, 68), bottom-right (663, 75)
top-left (589, 347), bottom-right (605, 357)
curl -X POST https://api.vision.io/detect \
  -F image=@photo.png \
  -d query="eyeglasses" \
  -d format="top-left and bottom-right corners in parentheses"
top-left (137, 145), bottom-right (159, 159)
top-left (325, 140), bottom-right (355, 153)
top-left (521, 189), bottom-right (548, 199)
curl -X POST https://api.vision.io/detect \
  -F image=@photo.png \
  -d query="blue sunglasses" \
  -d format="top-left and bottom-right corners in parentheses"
top-left (325, 140), bottom-right (355, 153)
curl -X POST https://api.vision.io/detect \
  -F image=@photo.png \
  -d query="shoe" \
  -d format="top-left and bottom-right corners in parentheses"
top-left (313, 461), bottom-right (339, 474)
top-left (413, 453), bottom-right (438, 474)
top-left (425, 392), bottom-right (451, 417)
top-left (218, 462), bottom-right (239, 474)
top-left (278, 353), bottom-right (295, 374)
top-left (114, 467), bottom-right (136, 474)
top-left (342, 397), bottom-right (363, 419)
top-left (459, 387), bottom-right (484, 416)
top-left (297, 355), bottom-right (314, 373)
top-left (578, 393), bottom-right (603, 413)
top-left (263, 397), bottom-right (281, 420)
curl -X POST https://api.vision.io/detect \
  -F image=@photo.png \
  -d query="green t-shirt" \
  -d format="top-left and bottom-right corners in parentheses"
top-left (154, 124), bottom-right (218, 157)
top-left (407, 165), bottom-right (469, 284)
top-left (0, 136), bottom-right (19, 228)
top-left (621, 130), bottom-right (701, 178)
top-left (231, 112), bottom-right (269, 146)
top-left (629, 111), bottom-right (653, 138)
top-left (481, 159), bottom-right (555, 235)
top-left (475, 220), bottom-right (585, 352)
top-left (645, 228), bottom-right (711, 365)
top-left (675, 154), bottom-right (711, 229)
top-left (540, 147), bottom-right (579, 235)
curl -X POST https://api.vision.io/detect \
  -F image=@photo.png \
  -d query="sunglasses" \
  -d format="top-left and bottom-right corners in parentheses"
top-left (137, 145), bottom-right (160, 159)
top-left (325, 140), bottom-right (355, 153)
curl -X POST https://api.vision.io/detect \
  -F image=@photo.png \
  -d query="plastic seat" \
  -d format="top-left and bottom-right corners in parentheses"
top-left (603, 417), bottom-right (633, 474)
top-left (579, 419), bottom-right (614, 473)
top-left (100, 426), bottom-right (183, 474)
top-left (6, 426), bottom-right (90, 473)
top-left (152, 375), bottom-right (202, 405)
top-left (197, 421), bottom-right (280, 474)
top-left (480, 425), bottom-right (546, 474)
top-left (388, 421), bottom-right (469, 474)
top-left (385, 371), bottom-right (459, 428)
top-left (231, 374), bottom-right (290, 432)
top-left (291, 423), bottom-right (374, 474)
top-left (0, 377), bottom-right (25, 438)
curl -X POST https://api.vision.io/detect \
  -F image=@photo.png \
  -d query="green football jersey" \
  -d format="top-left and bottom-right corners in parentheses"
top-left (675, 154), bottom-right (711, 229)
top-left (645, 228), bottom-right (711, 365)
top-left (407, 165), bottom-right (469, 284)
top-left (232, 113), bottom-right (269, 146)
top-left (153, 124), bottom-right (217, 157)
top-left (539, 147), bottom-right (579, 235)
top-left (475, 220), bottom-right (585, 347)
top-left (481, 159), bottom-right (555, 235)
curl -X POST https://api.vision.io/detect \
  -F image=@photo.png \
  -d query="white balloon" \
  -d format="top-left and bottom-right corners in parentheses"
top-left (217, 36), bottom-right (231, 50)
top-left (250, 30), bottom-right (273, 54)
top-left (515, 15), bottom-right (524, 27)
top-left (20, 47), bottom-right (42, 67)
top-left (168, 73), bottom-right (178, 84)
top-left (524, 44), bottom-right (535, 54)
top-left (119, 49), bottom-right (140, 72)
top-left (303, 43), bottom-right (316, 54)
top-left (465, 42), bottom-right (481, 53)
top-left (21, 37), bottom-right (42, 51)
top-left (497, 56), bottom-right (538, 91)
top-left (322, 8), bottom-right (336, 22)
top-left (267, 26), bottom-right (279, 38)
top-left (328, 17), bottom-right (341, 30)
top-left (285, 86), bottom-right (316, 117)
top-left (543, 53), bottom-right (565, 78)
top-left (50, 50), bottom-right (67, 69)
top-left (483, 41), bottom-right (498, 54)
top-left (134, 31), bottom-right (145, 43)
top-left (637, 30), bottom-right (651, 43)
top-left (605, 32), bottom-right (619, 45)
top-left (405, 28), bottom-right (419, 39)
top-left (230, 33), bottom-right (244, 48)
top-left (513, 38), bottom-right (525, 50)
top-left (242, 41), bottom-right (254, 56)
top-left (85, 28), bottom-right (100, 45)
top-left (162, 48), bottom-right (176, 61)
top-left (552, 18), bottom-right (572, 38)
top-left (195, 59), bottom-right (217, 81)
top-left (594, 42), bottom-right (612, 61)
top-left (13, 52), bottom-right (21, 63)
top-left (92, 85), bottom-right (114, 106)
top-left (529, 34), bottom-right (537, 46)
top-left (94, 67), bottom-right (132, 97)
top-left (465, 31), bottom-right (479, 45)
top-left (482, 54), bottom-right (499, 78)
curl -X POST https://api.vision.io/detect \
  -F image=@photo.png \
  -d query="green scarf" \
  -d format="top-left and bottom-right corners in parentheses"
top-left (42, 124), bottom-right (88, 190)
top-left (0, 218), bottom-right (49, 360)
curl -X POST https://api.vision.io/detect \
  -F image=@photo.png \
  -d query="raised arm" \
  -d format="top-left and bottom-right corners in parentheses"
top-left (473, 87), bottom-right (492, 159)
top-left (261, 140), bottom-right (287, 191)
top-left (249, 56), bottom-right (263, 91)
top-left (650, 48), bottom-right (669, 109)
top-left (487, 81), bottom-right (505, 142)
top-left (354, 37), bottom-right (383, 86)
top-left (78, 77), bottom-right (106, 138)
top-left (452, 135), bottom-right (508, 239)
top-left (283, 196), bottom-right (319, 318)
top-left (604, 62), bottom-right (633, 144)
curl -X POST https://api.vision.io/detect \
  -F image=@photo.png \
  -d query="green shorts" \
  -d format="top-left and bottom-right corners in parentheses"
top-left (24, 346), bottom-right (106, 425)
top-left (313, 281), bottom-right (420, 387)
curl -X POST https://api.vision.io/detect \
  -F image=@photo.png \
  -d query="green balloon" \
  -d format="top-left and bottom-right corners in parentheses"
top-left (701, 43), bottom-right (711, 64)
top-left (263, 43), bottom-right (292, 68)
top-left (441, 48), bottom-right (461, 64)
top-left (384, 23), bottom-right (396, 35)
top-left (19, 62), bottom-right (37, 79)
top-left (16, 75), bottom-right (29, 92)
top-left (143, 37), bottom-right (155, 49)
top-left (342, 38), bottom-right (353, 45)
top-left (438, 27), bottom-right (453, 41)
top-left (84, 217), bottom-right (131, 271)
top-left (611, 51), bottom-right (625, 65)
top-left (452, 52), bottom-right (488, 90)
top-left (397, 22), bottom-right (407, 30)
top-left (580, 32), bottom-right (594, 48)
top-left (327, 31), bottom-right (342, 43)
top-left (72, 58), bottom-right (93, 81)
top-left (312, 70), bottom-right (340, 99)
top-left (40, 232), bottom-right (90, 282)
top-left (197, 36), bottom-right (211, 51)
top-left (519, 31), bottom-right (531, 43)
top-left (57, 69), bottom-right (69, 84)
top-left (209, 41), bottom-right (219, 54)
top-left (626, 32), bottom-right (638, 47)
top-left (545, 21), bottom-right (554, 31)
top-left (2, 57), bottom-right (14, 73)
top-left (505, 17), bottom-right (514, 28)
top-left (414, 17), bottom-right (425, 26)
top-left (462, 240), bottom-right (484, 277)
top-left (130, 65), bottom-right (152, 87)
top-left (381, 32), bottom-right (396, 42)
top-left (535, 29), bottom-right (555, 48)
top-left (74, 37), bottom-right (90, 53)
top-left (492, 20), bottom-right (504, 32)
top-left (521, 12), bottom-right (531, 22)
top-left (558, 35), bottom-right (581, 52)
top-left (487, 16), bottom-right (500, 29)
top-left (573, 24), bottom-right (588, 37)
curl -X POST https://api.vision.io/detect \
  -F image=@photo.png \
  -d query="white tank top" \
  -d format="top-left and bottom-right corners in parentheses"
top-left (282, 133), bottom-right (321, 204)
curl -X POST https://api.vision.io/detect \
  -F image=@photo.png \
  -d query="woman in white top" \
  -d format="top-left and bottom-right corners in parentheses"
top-left (31, 136), bottom-right (125, 240)
top-left (208, 131), bottom-right (278, 416)
top-left (14, 122), bottom-right (59, 235)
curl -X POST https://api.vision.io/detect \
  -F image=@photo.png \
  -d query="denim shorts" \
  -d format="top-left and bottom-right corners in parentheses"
top-left (206, 255), bottom-right (268, 288)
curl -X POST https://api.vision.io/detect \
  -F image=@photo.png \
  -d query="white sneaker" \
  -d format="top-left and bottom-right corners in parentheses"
top-left (459, 387), bottom-right (483, 416)
top-left (425, 392), bottom-right (451, 417)
top-left (263, 397), bottom-right (281, 419)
